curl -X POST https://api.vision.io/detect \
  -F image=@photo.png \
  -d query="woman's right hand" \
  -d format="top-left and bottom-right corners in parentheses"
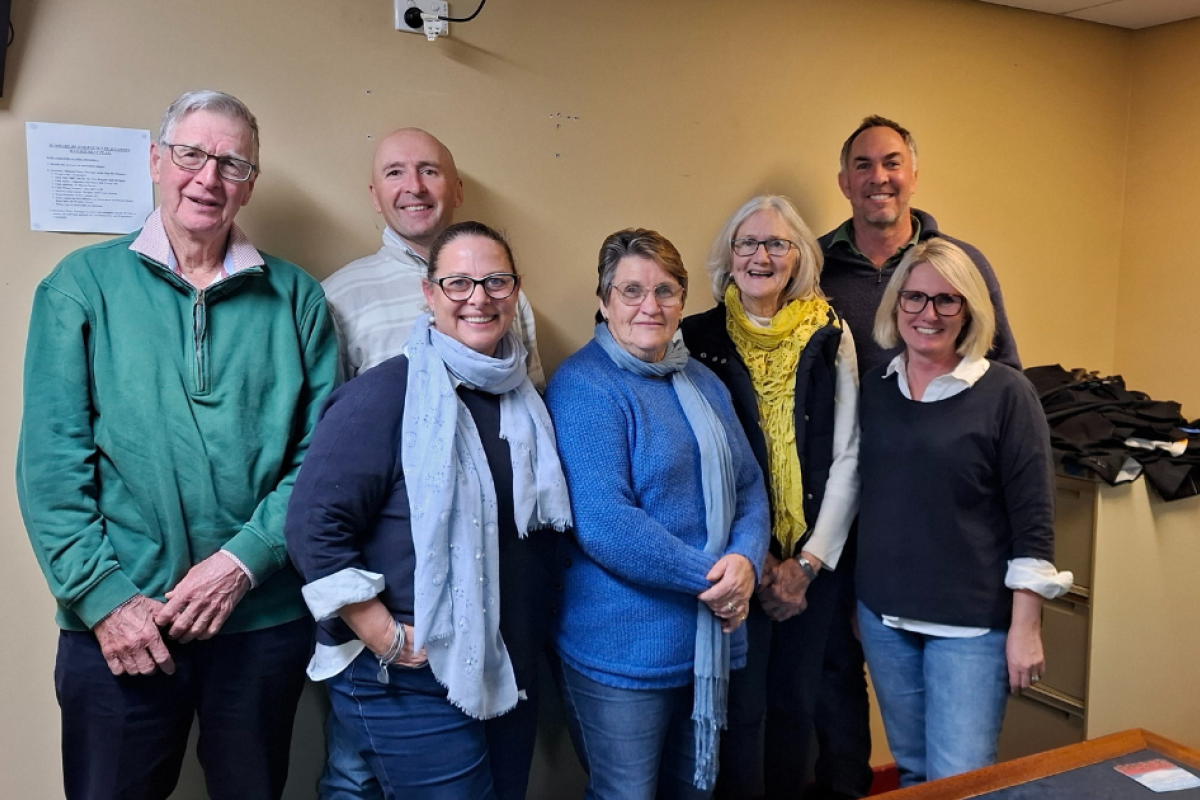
top-left (699, 554), bottom-right (755, 633)
top-left (339, 598), bottom-right (428, 667)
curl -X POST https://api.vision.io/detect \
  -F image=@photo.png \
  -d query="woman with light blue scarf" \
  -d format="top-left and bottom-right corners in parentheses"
top-left (546, 228), bottom-right (770, 800)
top-left (285, 221), bottom-right (572, 800)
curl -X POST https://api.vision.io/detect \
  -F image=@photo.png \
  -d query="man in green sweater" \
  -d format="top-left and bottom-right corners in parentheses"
top-left (16, 90), bottom-right (339, 800)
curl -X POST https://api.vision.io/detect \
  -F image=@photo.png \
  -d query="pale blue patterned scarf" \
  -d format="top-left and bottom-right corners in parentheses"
top-left (593, 322), bottom-right (735, 790)
top-left (403, 314), bottom-right (572, 719)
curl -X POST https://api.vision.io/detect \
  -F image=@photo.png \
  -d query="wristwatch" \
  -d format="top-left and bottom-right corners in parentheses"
top-left (795, 555), bottom-right (818, 582)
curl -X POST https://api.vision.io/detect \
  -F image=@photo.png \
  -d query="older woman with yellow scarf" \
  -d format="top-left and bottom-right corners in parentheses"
top-left (680, 195), bottom-right (860, 800)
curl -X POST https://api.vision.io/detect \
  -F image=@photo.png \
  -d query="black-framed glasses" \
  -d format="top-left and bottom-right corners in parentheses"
top-left (434, 273), bottom-right (520, 301)
top-left (898, 291), bottom-right (965, 317)
top-left (731, 238), bottom-right (796, 257)
top-left (163, 143), bottom-right (257, 182)
top-left (611, 281), bottom-right (686, 308)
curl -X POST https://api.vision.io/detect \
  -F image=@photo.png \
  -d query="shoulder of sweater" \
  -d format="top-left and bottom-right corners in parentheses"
top-left (860, 362), bottom-right (896, 393)
top-left (46, 233), bottom-right (140, 284)
top-left (322, 246), bottom-right (404, 292)
top-left (982, 360), bottom-right (1039, 398)
top-left (546, 342), bottom-right (610, 397)
top-left (324, 355), bottom-right (411, 418)
top-left (256, 250), bottom-right (323, 292)
top-left (913, 210), bottom-right (994, 272)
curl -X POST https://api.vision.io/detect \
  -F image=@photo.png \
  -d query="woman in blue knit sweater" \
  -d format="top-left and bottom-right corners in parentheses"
top-left (546, 228), bottom-right (770, 800)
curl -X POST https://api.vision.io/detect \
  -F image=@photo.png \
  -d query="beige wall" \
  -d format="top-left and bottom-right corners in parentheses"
top-left (1117, 18), bottom-right (1200, 418)
top-left (0, 0), bottom-right (1191, 795)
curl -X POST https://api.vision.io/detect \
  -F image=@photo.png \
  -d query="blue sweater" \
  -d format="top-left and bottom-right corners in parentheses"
top-left (546, 340), bottom-right (770, 690)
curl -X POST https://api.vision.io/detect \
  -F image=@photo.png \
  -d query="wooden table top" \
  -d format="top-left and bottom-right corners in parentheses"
top-left (874, 729), bottom-right (1200, 799)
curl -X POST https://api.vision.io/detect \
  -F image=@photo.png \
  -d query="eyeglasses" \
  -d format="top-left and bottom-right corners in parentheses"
top-left (163, 143), bottom-right (257, 182)
top-left (731, 238), bottom-right (796, 258)
top-left (898, 291), bottom-right (965, 317)
top-left (433, 273), bottom-right (520, 301)
top-left (611, 281), bottom-right (686, 308)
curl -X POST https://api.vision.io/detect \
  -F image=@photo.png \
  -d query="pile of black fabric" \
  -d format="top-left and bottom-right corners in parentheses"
top-left (1024, 365), bottom-right (1200, 502)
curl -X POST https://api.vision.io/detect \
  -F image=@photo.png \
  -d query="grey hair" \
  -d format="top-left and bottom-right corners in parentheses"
top-left (839, 115), bottom-right (918, 173)
top-left (705, 195), bottom-right (824, 305)
top-left (158, 90), bottom-right (260, 165)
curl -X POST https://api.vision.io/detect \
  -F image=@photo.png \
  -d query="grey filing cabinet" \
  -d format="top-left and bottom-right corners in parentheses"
top-left (997, 475), bottom-right (1093, 760)
top-left (998, 475), bottom-right (1200, 760)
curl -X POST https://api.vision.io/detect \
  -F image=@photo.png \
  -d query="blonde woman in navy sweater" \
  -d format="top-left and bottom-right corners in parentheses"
top-left (856, 237), bottom-right (1072, 786)
top-left (546, 228), bottom-right (770, 800)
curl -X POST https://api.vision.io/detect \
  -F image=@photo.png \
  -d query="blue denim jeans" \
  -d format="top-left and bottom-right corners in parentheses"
top-left (321, 707), bottom-right (382, 800)
top-left (321, 666), bottom-right (543, 800)
top-left (856, 602), bottom-right (1008, 786)
top-left (557, 661), bottom-right (711, 800)
top-left (327, 650), bottom-right (497, 800)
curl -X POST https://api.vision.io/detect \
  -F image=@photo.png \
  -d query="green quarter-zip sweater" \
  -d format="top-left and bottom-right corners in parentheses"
top-left (17, 212), bottom-right (339, 633)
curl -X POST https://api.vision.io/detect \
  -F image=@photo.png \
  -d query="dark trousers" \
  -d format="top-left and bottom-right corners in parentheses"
top-left (55, 617), bottom-right (312, 800)
top-left (809, 542), bottom-right (874, 800)
top-left (715, 564), bottom-right (841, 800)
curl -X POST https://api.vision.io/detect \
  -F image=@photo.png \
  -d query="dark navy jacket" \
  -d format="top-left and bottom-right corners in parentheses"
top-left (285, 355), bottom-right (559, 693)
top-left (819, 208), bottom-right (1021, 377)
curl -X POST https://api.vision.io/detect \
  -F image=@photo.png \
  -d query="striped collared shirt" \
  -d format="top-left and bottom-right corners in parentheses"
top-left (322, 227), bottom-right (545, 388)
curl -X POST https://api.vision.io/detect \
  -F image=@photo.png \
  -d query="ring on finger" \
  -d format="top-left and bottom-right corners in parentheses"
top-left (724, 602), bottom-right (737, 612)
top-left (1030, 674), bottom-right (1041, 684)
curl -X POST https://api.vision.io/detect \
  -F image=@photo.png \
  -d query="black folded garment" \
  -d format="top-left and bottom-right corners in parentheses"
top-left (1024, 365), bottom-right (1200, 502)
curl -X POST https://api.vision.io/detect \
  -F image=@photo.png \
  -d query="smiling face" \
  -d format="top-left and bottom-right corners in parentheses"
top-left (421, 235), bottom-right (518, 356)
top-left (730, 209), bottom-right (798, 318)
top-left (600, 255), bottom-right (684, 363)
top-left (897, 262), bottom-right (966, 366)
top-left (150, 110), bottom-right (256, 246)
top-left (838, 125), bottom-right (918, 231)
top-left (370, 129), bottom-right (463, 257)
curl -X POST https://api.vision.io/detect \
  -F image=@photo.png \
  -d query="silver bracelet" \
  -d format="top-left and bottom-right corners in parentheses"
top-left (376, 621), bottom-right (406, 685)
top-left (796, 556), bottom-right (818, 583)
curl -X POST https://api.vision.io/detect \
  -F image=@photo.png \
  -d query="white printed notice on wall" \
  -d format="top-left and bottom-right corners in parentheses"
top-left (26, 122), bottom-right (154, 234)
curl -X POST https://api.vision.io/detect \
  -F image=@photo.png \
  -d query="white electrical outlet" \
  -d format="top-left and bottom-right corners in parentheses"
top-left (395, 0), bottom-right (450, 39)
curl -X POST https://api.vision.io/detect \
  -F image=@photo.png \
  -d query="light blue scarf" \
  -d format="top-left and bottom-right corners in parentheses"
top-left (403, 314), bottom-right (573, 720)
top-left (593, 322), bottom-right (735, 790)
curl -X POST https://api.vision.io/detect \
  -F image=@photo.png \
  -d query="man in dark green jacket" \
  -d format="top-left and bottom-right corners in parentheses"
top-left (17, 90), bottom-right (339, 800)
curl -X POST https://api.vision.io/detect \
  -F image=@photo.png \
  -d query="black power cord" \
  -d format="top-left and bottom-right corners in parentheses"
top-left (440, 0), bottom-right (486, 22)
top-left (403, 0), bottom-right (487, 29)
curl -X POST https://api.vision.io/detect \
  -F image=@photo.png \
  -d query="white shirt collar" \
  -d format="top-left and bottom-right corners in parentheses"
top-left (884, 354), bottom-right (990, 402)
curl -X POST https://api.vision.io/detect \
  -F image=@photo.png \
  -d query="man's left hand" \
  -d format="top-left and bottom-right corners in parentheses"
top-left (155, 552), bottom-right (251, 643)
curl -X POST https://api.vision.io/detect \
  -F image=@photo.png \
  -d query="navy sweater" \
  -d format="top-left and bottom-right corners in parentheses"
top-left (546, 341), bottom-right (770, 690)
top-left (819, 209), bottom-right (1021, 376)
top-left (285, 355), bottom-right (558, 692)
top-left (856, 362), bottom-right (1054, 629)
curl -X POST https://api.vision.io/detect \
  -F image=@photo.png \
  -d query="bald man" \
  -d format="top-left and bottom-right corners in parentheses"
top-left (317, 129), bottom-right (550, 800)
top-left (323, 128), bottom-right (544, 386)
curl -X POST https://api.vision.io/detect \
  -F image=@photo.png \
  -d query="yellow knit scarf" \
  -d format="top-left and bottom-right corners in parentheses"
top-left (725, 283), bottom-right (835, 557)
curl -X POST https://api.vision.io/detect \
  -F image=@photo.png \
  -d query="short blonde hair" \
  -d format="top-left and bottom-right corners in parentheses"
top-left (705, 195), bottom-right (824, 305)
top-left (873, 238), bottom-right (996, 361)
